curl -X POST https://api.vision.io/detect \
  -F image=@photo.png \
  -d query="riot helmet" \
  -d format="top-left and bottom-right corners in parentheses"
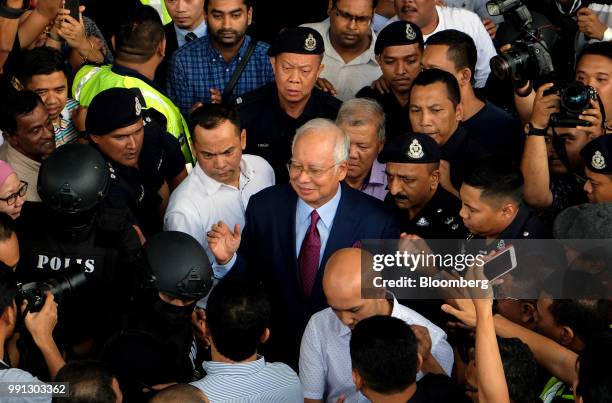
top-left (38, 144), bottom-right (110, 214)
top-left (144, 231), bottom-right (213, 300)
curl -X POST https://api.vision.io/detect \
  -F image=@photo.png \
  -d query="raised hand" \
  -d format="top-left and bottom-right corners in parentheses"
top-left (207, 221), bottom-right (241, 264)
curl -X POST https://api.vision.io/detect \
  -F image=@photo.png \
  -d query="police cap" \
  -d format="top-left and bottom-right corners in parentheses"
top-left (580, 135), bottom-right (612, 174)
top-left (268, 27), bottom-right (324, 57)
top-left (86, 88), bottom-right (144, 136)
top-left (378, 133), bottom-right (440, 164)
top-left (375, 21), bottom-right (423, 55)
top-left (145, 231), bottom-right (213, 300)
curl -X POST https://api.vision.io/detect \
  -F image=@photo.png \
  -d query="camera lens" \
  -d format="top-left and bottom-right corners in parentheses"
top-left (490, 55), bottom-right (512, 81)
top-left (562, 82), bottom-right (590, 113)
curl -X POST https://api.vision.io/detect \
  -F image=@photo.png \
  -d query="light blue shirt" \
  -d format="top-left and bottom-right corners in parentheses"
top-left (191, 356), bottom-right (302, 402)
top-left (175, 20), bottom-right (208, 48)
top-left (295, 185), bottom-right (342, 268)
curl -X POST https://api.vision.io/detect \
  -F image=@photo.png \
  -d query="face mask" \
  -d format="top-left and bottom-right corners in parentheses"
top-left (152, 298), bottom-right (196, 333)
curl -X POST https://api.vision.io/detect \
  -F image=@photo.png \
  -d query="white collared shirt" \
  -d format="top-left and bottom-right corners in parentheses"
top-left (301, 19), bottom-right (382, 101)
top-left (164, 154), bottom-right (275, 276)
top-left (299, 297), bottom-right (454, 403)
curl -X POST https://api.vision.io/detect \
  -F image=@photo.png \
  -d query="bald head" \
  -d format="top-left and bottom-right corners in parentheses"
top-left (323, 248), bottom-right (390, 329)
top-left (323, 248), bottom-right (363, 299)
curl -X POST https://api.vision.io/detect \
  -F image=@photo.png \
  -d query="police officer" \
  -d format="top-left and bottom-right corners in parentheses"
top-left (356, 21), bottom-right (423, 139)
top-left (379, 133), bottom-right (467, 239)
top-left (580, 135), bottom-right (612, 204)
top-left (236, 26), bottom-right (342, 183)
top-left (102, 231), bottom-right (214, 402)
top-left (72, 5), bottom-right (193, 164)
top-left (15, 143), bottom-right (142, 372)
top-left (86, 87), bottom-right (187, 237)
top-left (459, 157), bottom-right (550, 256)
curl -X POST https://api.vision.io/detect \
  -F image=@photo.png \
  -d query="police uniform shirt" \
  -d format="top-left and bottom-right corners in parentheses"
top-left (386, 186), bottom-right (468, 239)
top-left (356, 86), bottom-right (412, 140)
top-left (236, 82), bottom-right (342, 183)
top-left (463, 204), bottom-right (551, 256)
top-left (103, 119), bottom-right (180, 237)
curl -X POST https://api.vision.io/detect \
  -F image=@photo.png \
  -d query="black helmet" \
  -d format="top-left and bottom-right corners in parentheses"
top-left (38, 144), bottom-right (110, 214)
top-left (144, 231), bottom-right (214, 300)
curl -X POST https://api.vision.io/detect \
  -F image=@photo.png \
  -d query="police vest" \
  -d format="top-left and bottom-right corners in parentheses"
top-left (540, 377), bottom-right (574, 403)
top-left (72, 64), bottom-right (194, 165)
top-left (16, 205), bottom-right (142, 346)
top-left (140, 0), bottom-right (172, 24)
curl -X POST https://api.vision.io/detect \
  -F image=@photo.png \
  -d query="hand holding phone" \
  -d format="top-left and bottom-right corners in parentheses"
top-left (63, 0), bottom-right (79, 21)
top-left (483, 246), bottom-right (517, 281)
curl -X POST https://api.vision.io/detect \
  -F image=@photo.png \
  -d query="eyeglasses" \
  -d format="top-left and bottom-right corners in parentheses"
top-left (287, 161), bottom-right (340, 178)
top-left (0, 181), bottom-right (28, 206)
top-left (333, 7), bottom-right (372, 25)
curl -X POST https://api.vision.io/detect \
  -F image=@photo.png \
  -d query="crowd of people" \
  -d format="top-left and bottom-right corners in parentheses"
top-left (0, 0), bottom-right (611, 402)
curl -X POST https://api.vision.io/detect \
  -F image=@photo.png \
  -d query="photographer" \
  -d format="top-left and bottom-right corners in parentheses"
top-left (522, 0), bottom-right (612, 83)
top-left (0, 268), bottom-right (65, 389)
top-left (520, 82), bottom-right (598, 222)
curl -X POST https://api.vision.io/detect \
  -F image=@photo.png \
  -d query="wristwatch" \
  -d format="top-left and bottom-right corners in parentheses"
top-left (0, 1), bottom-right (28, 19)
top-left (525, 122), bottom-right (548, 136)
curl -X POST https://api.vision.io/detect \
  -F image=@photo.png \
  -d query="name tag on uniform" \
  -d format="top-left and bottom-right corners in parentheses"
top-left (257, 143), bottom-right (270, 148)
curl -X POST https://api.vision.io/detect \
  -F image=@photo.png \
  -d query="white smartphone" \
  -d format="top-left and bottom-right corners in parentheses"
top-left (483, 246), bottom-right (517, 281)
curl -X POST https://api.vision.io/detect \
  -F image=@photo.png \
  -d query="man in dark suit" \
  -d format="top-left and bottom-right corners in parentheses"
top-left (155, 0), bottom-right (207, 88)
top-left (207, 118), bottom-right (400, 369)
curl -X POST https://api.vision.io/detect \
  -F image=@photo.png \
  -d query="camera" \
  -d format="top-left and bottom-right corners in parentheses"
top-left (547, 82), bottom-right (599, 128)
top-left (487, 0), bottom-right (556, 82)
top-left (17, 271), bottom-right (87, 313)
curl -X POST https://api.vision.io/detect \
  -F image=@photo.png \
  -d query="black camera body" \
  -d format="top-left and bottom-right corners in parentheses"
top-left (487, 0), bottom-right (556, 82)
top-left (547, 82), bottom-right (599, 128)
top-left (17, 271), bottom-right (86, 313)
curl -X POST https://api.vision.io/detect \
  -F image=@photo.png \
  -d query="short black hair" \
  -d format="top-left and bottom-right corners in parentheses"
top-left (16, 46), bottom-right (68, 85)
top-left (498, 337), bottom-right (539, 403)
top-left (54, 360), bottom-right (118, 403)
top-left (149, 384), bottom-right (206, 403)
top-left (548, 299), bottom-right (609, 346)
top-left (412, 68), bottom-right (461, 107)
top-left (331, 0), bottom-right (379, 10)
top-left (350, 315), bottom-right (419, 394)
top-left (426, 29), bottom-right (477, 84)
top-left (0, 265), bottom-right (16, 317)
top-left (577, 41), bottom-right (612, 65)
top-left (0, 212), bottom-right (15, 242)
top-left (0, 90), bottom-right (44, 134)
top-left (463, 157), bottom-right (524, 204)
top-left (114, 5), bottom-right (164, 63)
top-left (205, 279), bottom-right (271, 362)
top-left (189, 103), bottom-right (241, 140)
top-left (577, 331), bottom-right (612, 403)
top-left (205, 0), bottom-right (252, 12)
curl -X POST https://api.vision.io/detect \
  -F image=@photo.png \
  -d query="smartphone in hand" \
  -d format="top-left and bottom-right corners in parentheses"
top-left (64, 0), bottom-right (80, 21)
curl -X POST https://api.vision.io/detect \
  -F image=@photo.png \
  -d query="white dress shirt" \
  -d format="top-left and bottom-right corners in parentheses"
top-left (164, 154), bottom-right (275, 277)
top-left (301, 19), bottom-right (382, 101)
top-left (387, 6), bottom-right (497, 88)
top-left (299, 297), bottom-right (454, 403)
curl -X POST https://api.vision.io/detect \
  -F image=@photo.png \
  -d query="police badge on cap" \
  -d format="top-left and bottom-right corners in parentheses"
top-left (581, 135), bottom-right (612, 174)
top-left (378, 133), bottom-right (440, 164)
top-left (268, 26), bottom-right (324, 56)
top-left (375, 21), bottom-right (423, 55)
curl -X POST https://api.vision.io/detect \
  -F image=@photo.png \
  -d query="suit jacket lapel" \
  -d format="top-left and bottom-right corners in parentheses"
top-left (320, 183), bottom-right (359, 267)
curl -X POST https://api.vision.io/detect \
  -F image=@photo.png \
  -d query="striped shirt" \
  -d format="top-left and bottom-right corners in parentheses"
top-left (54, 98), bottom-right (80, 147)
top-left (190, 357), bottom-right (302, 402)
top-left (167, 35), bottom-right (274, 114)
